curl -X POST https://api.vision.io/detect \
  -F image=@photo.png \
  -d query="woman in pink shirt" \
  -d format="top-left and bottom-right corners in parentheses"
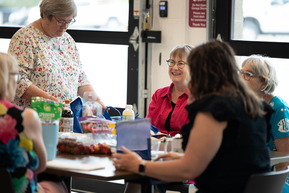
top-left (146, 45), bottom-right (194, 136)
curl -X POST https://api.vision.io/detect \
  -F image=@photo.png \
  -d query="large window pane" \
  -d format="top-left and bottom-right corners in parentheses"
top-left (76, 43), bottom-right (128, 107)
top-left (0, 0), bottom-right (129, 31)
top-left (232, 0), bottom-right (289, 42)
top-left (0, 38), bottom-right (10, 52)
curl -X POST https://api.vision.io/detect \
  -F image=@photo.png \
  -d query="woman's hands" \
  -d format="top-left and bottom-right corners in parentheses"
top-left (154, 152), bottom-right (183, 161)
top-left (112, 146), bottom-right (142, 173)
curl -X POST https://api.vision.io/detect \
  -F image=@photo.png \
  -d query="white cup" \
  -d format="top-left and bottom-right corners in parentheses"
top-left (151, 140), bottom-right (161, 159)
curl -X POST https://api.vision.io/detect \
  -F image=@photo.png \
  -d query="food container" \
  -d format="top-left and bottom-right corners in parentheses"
top-left (57, 132), bottom-right (116, 155)
top-left (78, 116), bottom-right (115, 134)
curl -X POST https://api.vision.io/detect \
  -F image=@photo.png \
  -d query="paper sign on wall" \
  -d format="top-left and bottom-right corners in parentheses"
top-left (189, 0), bottom-right (207, 28)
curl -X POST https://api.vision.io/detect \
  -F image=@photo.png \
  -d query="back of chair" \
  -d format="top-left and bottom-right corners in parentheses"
top-left (0, 168), bottom-right (15, 193)
top-left (243, 168), bottom-right (289, 193)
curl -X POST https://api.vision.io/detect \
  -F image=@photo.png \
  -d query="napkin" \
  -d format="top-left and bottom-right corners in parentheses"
top-left (47, 159), bottom-right (104, 171)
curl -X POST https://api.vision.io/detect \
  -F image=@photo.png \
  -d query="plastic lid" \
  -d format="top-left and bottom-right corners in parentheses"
top-left (83, 91), bottom-right (98, 101)
top-left (65, 99), bottom-right (71, 104)
top-left (125, 104), bottom-right (133, 110)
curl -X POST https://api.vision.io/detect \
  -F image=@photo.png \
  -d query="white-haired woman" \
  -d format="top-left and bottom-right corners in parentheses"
top-left (8, 0), bottom-right (105, 110)
top-left (241, 55), bottom-right (289, 193)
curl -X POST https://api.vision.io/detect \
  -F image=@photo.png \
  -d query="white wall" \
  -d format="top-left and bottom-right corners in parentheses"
top-left (148, 0), bottom-right (207, 101)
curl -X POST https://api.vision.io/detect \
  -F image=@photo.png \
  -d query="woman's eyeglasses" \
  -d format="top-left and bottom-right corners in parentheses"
top-left (239, 70), bottom-right (262, 81)
top-left (166, 59), bottom-right (187, 69)
top-left (9, 72), bottom-right (21, 83)
top-left (54, 16), bottom-right (76, 26)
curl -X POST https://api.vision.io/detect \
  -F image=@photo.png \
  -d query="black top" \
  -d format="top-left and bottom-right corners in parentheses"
top-left (165, 101), bottom-right (176, 133)
top-left (181, 94), bottom-right (273, 193)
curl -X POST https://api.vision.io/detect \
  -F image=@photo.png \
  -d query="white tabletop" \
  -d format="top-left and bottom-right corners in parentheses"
top-left (270, 151), bottom-right (289, 166)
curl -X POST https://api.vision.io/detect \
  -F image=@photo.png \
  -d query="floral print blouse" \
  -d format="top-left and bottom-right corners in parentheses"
top-left (8, 24), bottom-right (90, 108)
top-left (0, 99), bottom-right (40, 193)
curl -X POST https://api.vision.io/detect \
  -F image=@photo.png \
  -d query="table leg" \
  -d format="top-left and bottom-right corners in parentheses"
top-left (63, 176), bottom-right (71, 193)
top-left (124, 180), bottom-right (154, 193)
top-left (140, 180), bottom-right (154, 193)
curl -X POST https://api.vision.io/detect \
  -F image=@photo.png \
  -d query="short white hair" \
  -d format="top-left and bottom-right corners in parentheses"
top-left (242, 55), bottom-right (278, 94)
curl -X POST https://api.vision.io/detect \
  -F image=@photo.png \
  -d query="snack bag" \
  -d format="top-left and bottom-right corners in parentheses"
top-left (78, 116), bottom-right (115, 134)
top-left (31, 97), bottom-right (63, 160)
top-left (31, 97), bottom-right (63, 120)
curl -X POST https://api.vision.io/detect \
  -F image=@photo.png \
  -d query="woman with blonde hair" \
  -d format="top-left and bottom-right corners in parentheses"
top-left (146, 45), bottom-right (194, 137)
top-left (0, 52), bottom-right (66, 193)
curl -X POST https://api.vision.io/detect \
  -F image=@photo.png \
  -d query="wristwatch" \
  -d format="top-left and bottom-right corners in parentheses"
top-left (138, 160), bottom-right (147, 176)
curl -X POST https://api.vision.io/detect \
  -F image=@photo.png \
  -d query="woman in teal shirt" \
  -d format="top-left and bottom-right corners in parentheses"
top-left (241, 55), bottom-right (289, 193)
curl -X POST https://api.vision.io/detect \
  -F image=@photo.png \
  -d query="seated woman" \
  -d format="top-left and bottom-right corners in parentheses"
top-left (241, 55), bottom-right (289, 193)
top-left (113, 40), bottom-right (273, 193)
top-left (146, 45), bottom-right (194, 136)
top-left (0, 52), bottom-right (67, 193)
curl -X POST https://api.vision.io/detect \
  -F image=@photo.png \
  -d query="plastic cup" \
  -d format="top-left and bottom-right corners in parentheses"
top-left (41, 120), bottom-right (59, 160)
top-left (151, 140), bottom-right (161, 160)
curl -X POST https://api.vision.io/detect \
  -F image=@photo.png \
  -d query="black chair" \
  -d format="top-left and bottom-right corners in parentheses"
top-left (243, 168), bottom-right (289, 193)
top-left (0, 168), bottom-right (15, 193)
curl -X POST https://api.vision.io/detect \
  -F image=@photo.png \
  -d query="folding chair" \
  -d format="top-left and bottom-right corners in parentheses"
top-left (243, 168), bottom-right (289, 193)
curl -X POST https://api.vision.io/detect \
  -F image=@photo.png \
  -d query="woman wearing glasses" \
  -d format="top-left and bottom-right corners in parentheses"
top-left (0, 53), bottom-right (67, 193)
top-left (146, 45), bottom-right (194, 137)
top-left (8, 0), bottom-right (105, 109)
top-left (241, 55), bottom-right (289, 193)
top-left (113, 40), bottom-right (273, 193)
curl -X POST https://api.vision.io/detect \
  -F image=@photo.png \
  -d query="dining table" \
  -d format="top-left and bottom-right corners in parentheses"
top-left (45, 153), bottom-right (156, 193)
top-left (270, 151), bottom-right (289, 166)
top-left (44, 150), bottom-right (289, 193)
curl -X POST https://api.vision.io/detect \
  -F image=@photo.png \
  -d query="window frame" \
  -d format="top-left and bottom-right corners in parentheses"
top-left (215, 0), bottom-right (289, 59)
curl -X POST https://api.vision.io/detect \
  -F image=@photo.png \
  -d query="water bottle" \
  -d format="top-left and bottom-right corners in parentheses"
top-left (82, 92), bottom-right (103, 118)
top-left (122, 104), bottom-right (135, 120)
top-left (59, 100), bottom-right (74, 132)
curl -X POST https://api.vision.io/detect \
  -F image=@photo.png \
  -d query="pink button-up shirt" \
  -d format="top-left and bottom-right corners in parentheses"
top-left (146, 83), bottom-right (189, 136)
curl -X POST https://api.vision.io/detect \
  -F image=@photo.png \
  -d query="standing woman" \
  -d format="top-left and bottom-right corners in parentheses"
top-left (241, 55), bottom-right (289, 193)
top-left (113, 40), bottom-right (273, 193)
top-left (8, 0), bottom-right (105, 109)
top-left (146, 45), bottom-right (194, 136)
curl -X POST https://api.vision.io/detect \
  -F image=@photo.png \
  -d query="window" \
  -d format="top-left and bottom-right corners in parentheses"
top-left (1, 0), bottom-right (129, 32)
top-left (233, 0), bottom-right (289, 42)
top-left (215, 0), bottom-right (289, 102)
top-left (215, 0), bottom-right (289, 58)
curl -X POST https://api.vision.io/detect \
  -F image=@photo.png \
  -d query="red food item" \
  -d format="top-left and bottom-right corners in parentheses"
top-left (57, 138), bottom-right (111, 155)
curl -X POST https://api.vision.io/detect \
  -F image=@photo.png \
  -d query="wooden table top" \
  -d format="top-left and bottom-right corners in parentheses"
top-left (45, 153), bottom-right (145, 181)
top-left (46, 151), bottom-right (289, 181)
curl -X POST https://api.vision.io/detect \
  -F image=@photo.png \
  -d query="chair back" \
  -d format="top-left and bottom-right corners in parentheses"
top-left (0, 168), bottom-right (15, 193)
top-left (243, 168), bottom-right (289, 193)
